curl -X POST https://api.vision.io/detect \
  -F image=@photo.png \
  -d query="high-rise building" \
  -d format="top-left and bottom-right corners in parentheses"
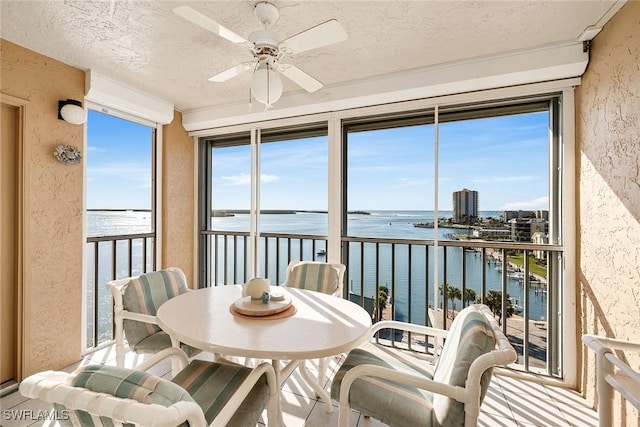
top-left (452, 188), bottom-right (478, 224)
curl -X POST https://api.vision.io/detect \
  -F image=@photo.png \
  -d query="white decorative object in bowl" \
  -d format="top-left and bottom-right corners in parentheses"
top-left (243, 277), bottom-right (271, 299)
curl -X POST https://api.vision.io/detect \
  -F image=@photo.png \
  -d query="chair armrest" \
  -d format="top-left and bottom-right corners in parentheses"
top-left (19, 371), bottom-right (207, 427)
top-left (371, 320), bottom-right (449, 340)
top-left (213, 361), bottom-right (278, 426)
top-left (121, 311), bottom-right (158, 325)
top-left (338, 363), bottom-right (462, 407)
top-left (583, 335), bottom-right (640, 353)
top-left (135, 347), bottom-right (189, 373)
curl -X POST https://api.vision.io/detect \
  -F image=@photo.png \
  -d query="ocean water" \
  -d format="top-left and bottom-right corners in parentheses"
top-left (87, 210), bottom-right (548, 344)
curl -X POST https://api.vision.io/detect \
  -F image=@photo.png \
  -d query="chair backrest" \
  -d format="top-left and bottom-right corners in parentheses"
top-left (284, 261), bottom-right (345, 296)
top-left (120, 267), bottom-right (189, 347)
top-left (431, 304), bottom-right (503, 425)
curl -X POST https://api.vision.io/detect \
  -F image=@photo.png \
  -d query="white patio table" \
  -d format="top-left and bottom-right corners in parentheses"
top-left (156, 285), bottom-right (372, 426)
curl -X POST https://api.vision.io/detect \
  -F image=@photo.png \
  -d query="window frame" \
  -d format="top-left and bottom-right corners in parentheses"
top-left (194, 79), bottom-right (577, 385)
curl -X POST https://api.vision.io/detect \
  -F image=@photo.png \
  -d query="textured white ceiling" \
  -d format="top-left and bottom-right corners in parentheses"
top-left (0, 1), bottom-right (622, 112)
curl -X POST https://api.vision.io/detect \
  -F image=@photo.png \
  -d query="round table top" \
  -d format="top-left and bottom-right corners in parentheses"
top-left (156, 285), bottom-right (373, 360)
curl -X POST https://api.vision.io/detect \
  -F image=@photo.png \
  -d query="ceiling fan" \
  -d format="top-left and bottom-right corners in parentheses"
top-left (173, 2), bottom-right (348, 107)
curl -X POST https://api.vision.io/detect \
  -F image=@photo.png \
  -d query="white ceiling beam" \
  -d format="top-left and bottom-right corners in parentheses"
top-left (182, 42), bottom-right (588, 132)
top-left (85, 71), bottom-right (175, 124)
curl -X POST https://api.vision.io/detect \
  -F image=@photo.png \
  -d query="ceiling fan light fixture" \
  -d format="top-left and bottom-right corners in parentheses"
top-left (251, 63), bottom-right (283, 106)
top-left (254, 2), bottom-right (279, 28)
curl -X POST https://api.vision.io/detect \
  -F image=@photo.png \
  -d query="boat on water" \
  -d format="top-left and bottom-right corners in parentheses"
top-left (507, 271), bottom-right (525, 279)
top-left (316, 249), bottom-right (326, 257)
top-left (508, 297), bottom-right (524, 314)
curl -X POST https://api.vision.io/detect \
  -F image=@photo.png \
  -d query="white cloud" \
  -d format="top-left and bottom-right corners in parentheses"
top-left (87, 162), bottom-right (151, 189)
top-left (471, 175), bottom-right (537, 184)
top-left (501, 196), bottom-right (549, 210)
top-left (88, 163), bottom-right (148, 176)
top-left (221, 173), bottom-right (279, 185)
top-left (86, 146), bottom-right (106, 153)
top-left (394, 177), bottom-right (431, 188)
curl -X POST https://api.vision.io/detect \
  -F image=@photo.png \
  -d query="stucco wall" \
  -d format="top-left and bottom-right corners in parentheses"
top-left (1, 40), bottom-right (85, 376)
top-left (162, 111), bottom-right (195, 286)
top-left (1, 40), bottom-right (196, 376)
top-left (576, 1), bottom-right (640, 424)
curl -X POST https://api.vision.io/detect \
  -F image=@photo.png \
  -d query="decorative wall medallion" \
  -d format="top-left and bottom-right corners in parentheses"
top-left (54, 144), bottom-right (82, 165)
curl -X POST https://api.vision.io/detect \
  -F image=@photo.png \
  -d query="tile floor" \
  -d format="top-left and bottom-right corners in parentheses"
top-left (1, 345), bottom-right (599, 426)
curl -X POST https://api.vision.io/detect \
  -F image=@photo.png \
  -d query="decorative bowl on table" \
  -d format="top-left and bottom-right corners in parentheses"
top-left (233, 287), bottom-right (292, 316)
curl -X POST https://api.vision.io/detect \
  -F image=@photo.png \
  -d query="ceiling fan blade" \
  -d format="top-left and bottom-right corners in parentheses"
top-left (208, 62), bottom-right (255, 82)
top-left (280, 19), bottom-right (347, 55)
top-left (279, 65), bottom-right (324, 93)
top-left (173, 6), bottom-right (251, 47)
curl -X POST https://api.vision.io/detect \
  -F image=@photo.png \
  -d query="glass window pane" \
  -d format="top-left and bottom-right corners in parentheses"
top-left (86, 110), bottom-right (153, 236)
top-left (438, 111), bottom-right (550, 239)
top-left (259, 135), bottom-right (328, 235)
top-left (346, 123), bottom-right (435, 238)
top-left (211, 143), bottom-right (252, 232)
top-left (85, 109), bottom-right (154, 348)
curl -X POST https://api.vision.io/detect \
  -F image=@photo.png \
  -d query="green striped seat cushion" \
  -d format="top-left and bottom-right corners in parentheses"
top-left (286, 262), bottom-right (339, 294)
top-left (134, 330), bottom-right (201, 358)
top-left (332, 307), bottom-right (496, 427)
top-left (122, 268), bottom-right (189, 348)
top-left (331, 341), bottom-right (436, 427)
top-left (432, 309), bottom-right (496, 426)
top-left (54, 364), bottom-right (194, 427)
top-left (172, 360), bottom-right (270, 427)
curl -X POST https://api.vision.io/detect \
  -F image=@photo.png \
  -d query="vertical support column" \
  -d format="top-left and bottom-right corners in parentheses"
top-left (327, 117), bottom-right (342, 266)
top-left (250, 129), bottom-right (260, 277)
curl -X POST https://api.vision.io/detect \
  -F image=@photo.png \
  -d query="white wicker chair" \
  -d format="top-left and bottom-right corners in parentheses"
top-left (19, 348), bottom-right (279, 427)
top-left (331, 304), bottom-right (517, 427)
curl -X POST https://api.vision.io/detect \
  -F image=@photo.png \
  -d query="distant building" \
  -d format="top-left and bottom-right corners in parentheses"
top-left (502, 210), bottom-right (549, 222)
top-left (509, 218), bottom-right (548, 242)
top-left (453, 188), bottom-right (478, 224)
top-left (531, 232), bottom-right (548, 260)
top-left (472, 228), bottom-right (511, 240)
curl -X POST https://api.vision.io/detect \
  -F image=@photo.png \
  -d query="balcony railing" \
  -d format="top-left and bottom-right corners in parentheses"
top-left (201, 230), bottom-right (328, 286)
top-left (203, 230), bottom-right (563, 377)
top-left (86, 229), bottom-right (561, 375)
top-left (85, 233), bottom-right (155, 348)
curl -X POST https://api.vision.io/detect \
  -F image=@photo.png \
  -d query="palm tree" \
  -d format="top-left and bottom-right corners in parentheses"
top-left (463, 288), bottom-right (477, 307)
top-left (439, 283), bottom-right (462, 317)
top-left (375, 285), bottom-right (389, 321)
top-left (483, 290), bottom-right (515, 325)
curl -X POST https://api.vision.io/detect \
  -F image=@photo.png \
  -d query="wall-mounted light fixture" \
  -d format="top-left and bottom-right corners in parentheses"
top-left (58, 99), bottom-right (87, 125)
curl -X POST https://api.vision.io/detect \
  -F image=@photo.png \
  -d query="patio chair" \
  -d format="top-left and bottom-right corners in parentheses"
top-left (283, 260), bottom-right (346, 388)
top-left (582, 334), bottom-right (640, 427)
top-left (331, 303), bottom-right (517, 427)
top-left (107, 267), bottom-right (201, 370)
top-left (283, 260), bottom-right (345, 298)
top-left (19, 347), bottom-right (278, 427)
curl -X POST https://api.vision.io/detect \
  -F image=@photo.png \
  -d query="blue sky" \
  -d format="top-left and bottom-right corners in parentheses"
top-left (87, 110), bottom-right (549, 212)
top-left (86, 110), bottom-right (153, 210)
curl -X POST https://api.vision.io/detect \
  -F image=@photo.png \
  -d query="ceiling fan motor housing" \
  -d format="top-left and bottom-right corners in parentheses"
top-left (249, 29), bottom-right (281, 60)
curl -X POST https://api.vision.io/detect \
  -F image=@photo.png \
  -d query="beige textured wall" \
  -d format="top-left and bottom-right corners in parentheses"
top-left (576, 1), bottom-right (640, 424)
top-left (1, 40), bottom-right (85, 376)
top-left (161, 111), bottom-right (195, 287)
